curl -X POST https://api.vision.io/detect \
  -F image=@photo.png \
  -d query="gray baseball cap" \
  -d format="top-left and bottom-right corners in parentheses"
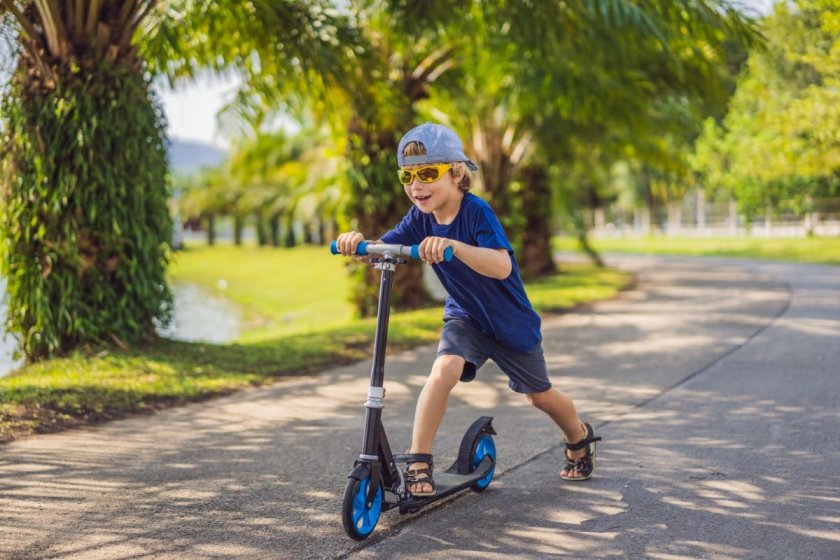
top-left (397, 123), bottom-right (479, 171)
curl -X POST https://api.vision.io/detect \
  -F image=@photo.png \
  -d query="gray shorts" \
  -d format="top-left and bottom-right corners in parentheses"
top-left (436, 318), bottom-right (552, 394)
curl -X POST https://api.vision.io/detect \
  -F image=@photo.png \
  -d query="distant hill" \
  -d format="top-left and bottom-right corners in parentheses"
top-left (168, 138), bottom-right (227, 174)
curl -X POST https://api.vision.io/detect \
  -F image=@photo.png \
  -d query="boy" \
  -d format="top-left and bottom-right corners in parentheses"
top-left (335, 123), bottom-right (600, 496)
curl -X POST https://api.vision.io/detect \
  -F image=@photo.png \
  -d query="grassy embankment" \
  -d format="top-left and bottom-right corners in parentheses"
top-left (0, 244), bottom-right (630, 443)
top-left (554, 235), bottom-right (840, 266)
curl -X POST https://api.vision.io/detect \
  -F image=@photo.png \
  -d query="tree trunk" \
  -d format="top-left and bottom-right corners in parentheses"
top-left (284, 216), bottom-right (296, 248)
top-left (345, 118), bottom-right (430, 317)
top-left (1, 60), bottom-right (172, 359)
top-left (518, 165), bottom-right (556, 277)
top-left (255, 211), bottom-right (268, 246)
top-left (728, 198), bottom-right (738, 236)
top-left (696, 187), bottom-right (706, 232)
top-left (317, 220), bottom-right (327, 245)
top-left (594, 207), bottom-right (606, 230)
top-left (269, 213), bottom-right (281, 246)
top-left (206, 213), bottom-right (217, 245)
top-left (473, 127), bottom-right (521, 254)
top-left (233, 215), bottom-right (244, 246)
top-left (568, 209), bottom-right (604, 268)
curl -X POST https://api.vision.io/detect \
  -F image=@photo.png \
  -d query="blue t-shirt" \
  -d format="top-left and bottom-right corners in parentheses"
top-left (381, 193), bottom-right (542, 354)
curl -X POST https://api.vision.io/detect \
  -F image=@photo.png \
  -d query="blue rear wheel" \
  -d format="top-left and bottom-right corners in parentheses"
top-left (341, 475), bottom-right (383, 540)
top-left (470, 434), bottom-right (496, 491)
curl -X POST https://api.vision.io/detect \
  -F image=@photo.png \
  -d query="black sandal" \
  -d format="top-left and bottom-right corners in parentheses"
top-left (560, 422), bottom-right (602, 481)
top-left (395, 453), bottom-right (437, 497)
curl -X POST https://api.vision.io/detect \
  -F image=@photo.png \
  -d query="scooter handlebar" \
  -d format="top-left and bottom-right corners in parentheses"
top-left (330, 240), bottom-right (454, 262)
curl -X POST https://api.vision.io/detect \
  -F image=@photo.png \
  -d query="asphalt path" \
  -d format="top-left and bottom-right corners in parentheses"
top-left (1, 255), bottom-right (837, 559)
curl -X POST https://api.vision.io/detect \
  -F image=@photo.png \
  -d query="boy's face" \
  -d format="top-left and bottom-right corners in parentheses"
top-left (400, 163), bottom-right (465, 215)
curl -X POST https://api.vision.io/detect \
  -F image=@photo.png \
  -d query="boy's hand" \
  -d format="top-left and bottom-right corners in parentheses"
top-left (335, 231), bottom-right (366, 257)
top-left (419, 236), bottom-right (457, 264)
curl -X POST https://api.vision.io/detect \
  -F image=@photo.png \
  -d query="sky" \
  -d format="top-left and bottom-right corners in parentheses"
top-left (155, 74), bottom-right (240, 150)
top-left (155, 0), bottom-right (777, 151)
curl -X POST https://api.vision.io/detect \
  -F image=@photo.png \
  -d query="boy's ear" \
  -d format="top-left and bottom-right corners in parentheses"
top-left (451, 165), bottom-right (465, 182)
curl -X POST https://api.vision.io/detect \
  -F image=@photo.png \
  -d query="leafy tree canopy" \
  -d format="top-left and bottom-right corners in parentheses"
top-left (694, 0), bottom-right (840, 216)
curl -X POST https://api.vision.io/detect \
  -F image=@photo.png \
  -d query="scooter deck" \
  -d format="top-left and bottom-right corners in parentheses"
top-left (398, 455), bottom-right (494, 514)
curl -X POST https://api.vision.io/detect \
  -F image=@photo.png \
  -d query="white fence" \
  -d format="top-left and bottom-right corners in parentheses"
top-left (587, 193), bottom-right (840, 238)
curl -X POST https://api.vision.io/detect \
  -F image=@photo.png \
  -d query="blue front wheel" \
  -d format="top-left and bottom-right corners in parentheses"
top-left (341, 475), bottom-right (383, 540)
top-left (471, 434), bottom-right (496, 491)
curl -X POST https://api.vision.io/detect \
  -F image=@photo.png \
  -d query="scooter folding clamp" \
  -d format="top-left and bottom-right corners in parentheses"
top-left (364, 386), bottom-right (386, 409)
top-left (373, 259), bottom-right (397, 272)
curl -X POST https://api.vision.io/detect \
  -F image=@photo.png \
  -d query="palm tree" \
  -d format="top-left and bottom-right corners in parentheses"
top-left (0, 1), bottom-right (361, 359)
top-left (176, 167), bottom-right (237, 245)
top-left (416, 1), bottom-right (759, 274)
top-left (324, 5), bottom-right (465, 316)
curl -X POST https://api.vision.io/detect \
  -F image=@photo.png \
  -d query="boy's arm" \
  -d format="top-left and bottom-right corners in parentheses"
top-left (419, 237), bottom-right (511, 280)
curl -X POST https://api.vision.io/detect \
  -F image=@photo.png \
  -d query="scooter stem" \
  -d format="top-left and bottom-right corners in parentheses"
top-left (361, 255), bottom-right (397, 457)
top-left (370, 258), bottom-right (396, 388)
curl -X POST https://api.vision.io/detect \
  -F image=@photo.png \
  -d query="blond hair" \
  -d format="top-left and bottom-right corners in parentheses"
top-left (402, 141), bottom-right (472, 192)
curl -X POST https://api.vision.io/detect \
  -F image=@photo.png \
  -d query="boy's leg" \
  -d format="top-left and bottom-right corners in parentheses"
top-left (407, 354), bottom-right (464, 494)
top-left (491, 342), bottom-right (594, 480)
top-left (527, 388), bottom-right (589, 478)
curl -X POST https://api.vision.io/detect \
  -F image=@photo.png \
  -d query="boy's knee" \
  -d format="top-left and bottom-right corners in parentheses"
top-left (527, 388), bottom-right (554, 410)
top-left (429, 355), bottom-right (465, 387)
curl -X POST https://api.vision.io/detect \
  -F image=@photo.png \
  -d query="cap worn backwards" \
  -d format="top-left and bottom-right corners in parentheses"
top-left (397, 123), bottom-right (479, 171)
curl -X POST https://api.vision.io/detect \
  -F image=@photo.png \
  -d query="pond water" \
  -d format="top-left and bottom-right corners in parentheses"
top-left (155, 282), bottom-right (241, 343)
top-left (0, 281), bottom-right (241, 378)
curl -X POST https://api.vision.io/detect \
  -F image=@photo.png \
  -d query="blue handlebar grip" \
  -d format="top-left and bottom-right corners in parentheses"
top-left (409, 245), bottom-right (454, 262)
top-left (330, 240), bottom-right (369, 256)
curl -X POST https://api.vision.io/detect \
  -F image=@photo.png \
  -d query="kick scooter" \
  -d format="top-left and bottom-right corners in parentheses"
top-left (331, 241), bottom-right (497, 540)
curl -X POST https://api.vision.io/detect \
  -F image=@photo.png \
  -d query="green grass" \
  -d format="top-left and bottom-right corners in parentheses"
top-left (0, 246), bottom-right (630, 443)
top-left (0, 313), bottom-right (441, 442)
top-left (554, 235), bottom-right (840, 266)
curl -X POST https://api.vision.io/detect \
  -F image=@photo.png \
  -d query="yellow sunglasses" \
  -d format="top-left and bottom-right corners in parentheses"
top-left (397, 163), bottom-right (453, 186)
